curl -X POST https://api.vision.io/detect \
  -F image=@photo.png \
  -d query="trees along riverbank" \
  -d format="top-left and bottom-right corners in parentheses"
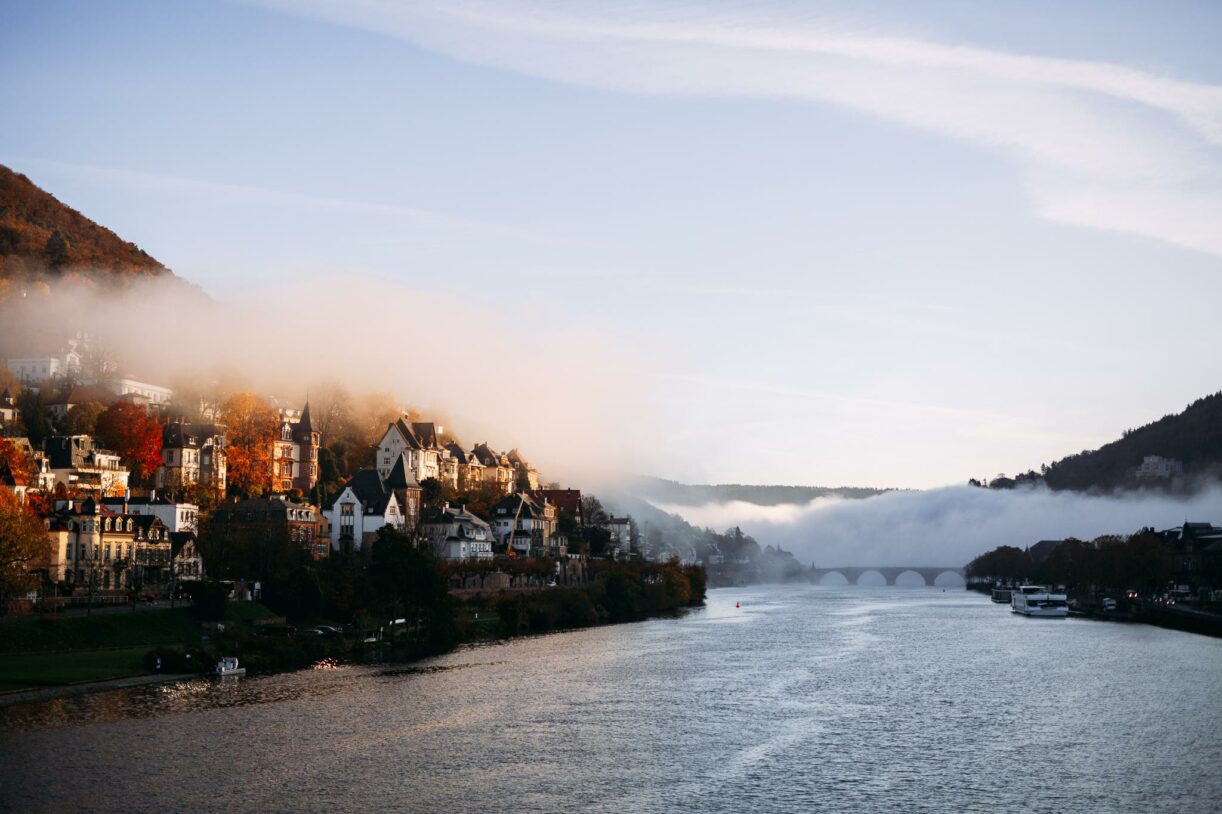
top-left (3, 526), bottom-right (709, 690)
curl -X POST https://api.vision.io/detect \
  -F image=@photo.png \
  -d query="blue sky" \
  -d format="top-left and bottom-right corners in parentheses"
top-left (4, 0), bottom-right (1222, 488)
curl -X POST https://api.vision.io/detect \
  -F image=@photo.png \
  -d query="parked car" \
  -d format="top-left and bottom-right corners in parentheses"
top-left (1101, 598), bottom-right (1117, 611)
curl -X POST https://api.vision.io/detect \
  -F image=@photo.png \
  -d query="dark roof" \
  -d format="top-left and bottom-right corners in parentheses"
top-left (445, 443), bottom-right (469, 464)
top-left (163, 422), bottom-right (224, 448)
top-left (327, 469), bottom-right (395, 515)
top-left (531, 489), bottom-right (582, 517)
top-left (412, 422), bottom-right (440, 448)
top-left (292, 401), bottom-right (315, 442)
top-left (492, 493), bottom-right (544, 518)
top-left (44, 435), bottom-right (112, 469)
top-left (472, 443), bottom-right (503, 467)
top-left (390, 419), bottom-right (423, 450)
top-left (213, 497), bottom-right (316, 523)
top-left (386, 454), bottom-right (420, 489)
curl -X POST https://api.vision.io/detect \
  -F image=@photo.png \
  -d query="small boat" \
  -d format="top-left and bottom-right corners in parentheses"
top-left (1010, 585), bottom-right (1069, 618)
top-left (213, 656), bottom-right (246, 678)
top-left (991, 588), bottom-right (1012, 604)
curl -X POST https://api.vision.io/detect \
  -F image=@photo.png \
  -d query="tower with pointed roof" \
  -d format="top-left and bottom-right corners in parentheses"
top-left (291, 401), bottom-right (320, 494)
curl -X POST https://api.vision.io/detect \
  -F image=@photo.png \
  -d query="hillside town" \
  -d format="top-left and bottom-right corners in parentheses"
top-left (0, 336), bottom-right (678, 613)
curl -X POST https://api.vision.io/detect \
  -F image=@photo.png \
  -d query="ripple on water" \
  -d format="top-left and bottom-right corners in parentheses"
top-left (2, 585), bottom-right (1221, 814)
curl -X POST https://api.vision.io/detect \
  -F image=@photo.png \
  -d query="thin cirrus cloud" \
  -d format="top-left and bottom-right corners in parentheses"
top-left (246, 0), bottom-right (1222, 257)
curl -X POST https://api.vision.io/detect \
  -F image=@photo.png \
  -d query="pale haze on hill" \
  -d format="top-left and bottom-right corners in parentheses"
top-left (3, 0), bottom-right (1222, 488)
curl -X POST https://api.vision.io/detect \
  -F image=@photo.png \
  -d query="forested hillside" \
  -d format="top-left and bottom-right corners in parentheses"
top-left (0, 165), bottom-right (171, 284)
top-left (1040, 392), bottom-right (1222, 491)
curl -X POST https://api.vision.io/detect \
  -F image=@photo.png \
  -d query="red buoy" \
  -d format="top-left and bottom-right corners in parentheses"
top-left (735, 602), bottom-right (740, 608)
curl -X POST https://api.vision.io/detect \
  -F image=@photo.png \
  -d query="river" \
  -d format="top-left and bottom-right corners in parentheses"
top-left (2, 585), bottom-right (1220, 813)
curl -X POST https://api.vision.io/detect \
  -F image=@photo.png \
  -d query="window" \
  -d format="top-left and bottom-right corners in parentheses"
top-left (66, 543), bottom-right (74, 559)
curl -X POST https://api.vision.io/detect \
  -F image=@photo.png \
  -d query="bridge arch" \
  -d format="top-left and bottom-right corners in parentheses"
top-left (894, 569), bottom-right (927, 587)
top-left (816, 571), bottom-right (849, 586)
top-left (855, 569), bottom-right (887, 586)
top-left (932, 570), bottom-right (966, 587)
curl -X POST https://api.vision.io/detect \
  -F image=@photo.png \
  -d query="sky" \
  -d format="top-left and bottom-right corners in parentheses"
top-left (4, 0), bottom-right (1222, 489)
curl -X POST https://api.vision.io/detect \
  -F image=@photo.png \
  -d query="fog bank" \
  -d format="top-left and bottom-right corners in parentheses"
top-left (654, 484), bottom-right (1222, 567)
top-left (0, 273), bottom-right (655, 484)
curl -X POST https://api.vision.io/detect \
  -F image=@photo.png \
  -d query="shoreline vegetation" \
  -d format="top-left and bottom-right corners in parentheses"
top-left (0, 533), bottom-right (707, 697)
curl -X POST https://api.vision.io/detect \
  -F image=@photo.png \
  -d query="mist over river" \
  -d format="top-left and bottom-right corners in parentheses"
top-left (3, 586), bottom-right (1220, 813)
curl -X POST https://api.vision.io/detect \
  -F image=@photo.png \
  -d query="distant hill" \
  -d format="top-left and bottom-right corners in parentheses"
top-left (0, 164), bottom-right (172, 284)
top-left (631, 476), bottom-right (887, 506)
top-left (1039, 392), bottom-right (1222, 492)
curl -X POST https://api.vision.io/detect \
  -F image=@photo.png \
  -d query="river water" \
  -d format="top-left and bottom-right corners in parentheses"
top-left (2, 585), bottom-right (1221, 813)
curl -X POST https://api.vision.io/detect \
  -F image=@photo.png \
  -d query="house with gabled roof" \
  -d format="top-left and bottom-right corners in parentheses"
top-left (376, 417), bottom-right (445, 485)
top-left (384, 453), bottom-right (423, 530)
top-left (159, 421), bottom-right (227, 494)
top-left (472, 442), bottom-right (515, 495)
top-left (420, 502), bottom-right (494, 560)
top-left (44, 435), bottom-right (129, 496)
top-left (0, 387), bottom-right (18, 427)
top-left (491, 492), bottom-right (559, 556)
top-left (322, 467), bottom-right (405, 555)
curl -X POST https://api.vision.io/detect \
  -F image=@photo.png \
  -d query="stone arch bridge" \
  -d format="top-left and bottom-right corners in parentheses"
top-left (810, 566), bottom-right (965, 586)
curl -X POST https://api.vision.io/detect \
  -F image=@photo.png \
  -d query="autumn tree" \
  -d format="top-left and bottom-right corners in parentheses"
top-left (66, 400), bottom-right (107, 435)
top-left (95, 402), bottom-right (163, 484)
top-left (221, 392), bottom-right (277, 497)
top-left (0, 437), bottom-right (33, 484)
top-left (0, 490), bottom-right (52, 605)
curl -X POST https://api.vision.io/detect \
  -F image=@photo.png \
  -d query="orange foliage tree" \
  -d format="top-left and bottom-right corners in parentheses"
top-left (222, 392), bottom-right (277, 497)
top-left (0, 437), bottom-right (34, 484)
top-left (95, 402), bottom-right (163, 484)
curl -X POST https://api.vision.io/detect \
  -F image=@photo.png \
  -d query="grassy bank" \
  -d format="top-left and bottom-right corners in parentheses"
top-left (0, 647), bottom-right (150, 692)
top-left (0, 604), bottom-right (279, 693)
top-left (0, 609), bottom-right (201, 656)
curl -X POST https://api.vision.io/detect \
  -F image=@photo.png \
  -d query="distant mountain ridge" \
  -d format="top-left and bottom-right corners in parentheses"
top-left (0, 164), bottom-right (172, 285)
top-left (632, 476), bottom-right (887, 506)
top-left (1040, 391), bottom-right (1222, 492)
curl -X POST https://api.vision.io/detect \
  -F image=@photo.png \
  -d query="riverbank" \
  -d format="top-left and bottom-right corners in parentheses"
top-left (0, 562), bottom-right (709, 692)
top-left (968, 583), bottom-right (1222, 638)
top-left (0, 672), bottom-right (194, 708)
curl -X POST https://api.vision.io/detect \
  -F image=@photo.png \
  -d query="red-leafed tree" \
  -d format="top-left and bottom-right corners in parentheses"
top-left (95, 402), bottom-right (163, 484)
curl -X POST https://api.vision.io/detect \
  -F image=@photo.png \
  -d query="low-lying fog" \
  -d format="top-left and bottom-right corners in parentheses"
top-left (653, 484), bottom-right (1222, 567)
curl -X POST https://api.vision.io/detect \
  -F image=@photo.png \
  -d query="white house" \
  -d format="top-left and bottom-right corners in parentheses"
top-left (603, 516), bottom-right (633, 557)
top-left (421, 503), bottom-right (494, 560)
top-left (376, 418), bottom-right (444, 485)
top-left (102, 493), bottom-right (199, 533)
top-left (323, 468), bottom-right (404, 554)
top-left (105, 377), bottom-right (173, 406)
top-left (44, 435), bottom-right (130, 496)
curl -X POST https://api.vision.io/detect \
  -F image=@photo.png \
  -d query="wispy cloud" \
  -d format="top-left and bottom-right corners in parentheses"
top-left (246, 0), bottom-right (1222, 257)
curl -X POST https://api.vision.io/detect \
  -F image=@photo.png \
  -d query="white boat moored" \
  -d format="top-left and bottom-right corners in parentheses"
top-left (1010, 585), bottom-right (1069, 617)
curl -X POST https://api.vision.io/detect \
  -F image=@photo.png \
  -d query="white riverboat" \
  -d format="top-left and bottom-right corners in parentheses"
top-left (1010, 585), bottom-right (1069, 617)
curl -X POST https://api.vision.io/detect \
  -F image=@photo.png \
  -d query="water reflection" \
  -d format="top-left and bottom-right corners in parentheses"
top-left (2, 586), bottom-right (1221, 814)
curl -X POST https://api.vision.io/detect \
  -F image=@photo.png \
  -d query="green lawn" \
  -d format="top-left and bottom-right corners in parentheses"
top-left (0, 646), bottom-right (150, 692)
top-left (0, 608), bottom-right (202, 655)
